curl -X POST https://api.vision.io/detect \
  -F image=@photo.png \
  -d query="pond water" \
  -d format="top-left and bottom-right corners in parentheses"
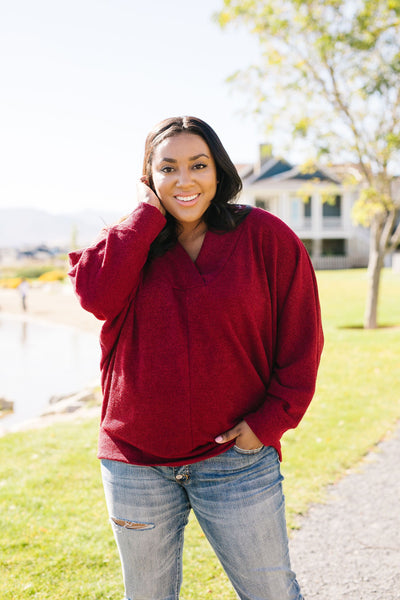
top-left (0, 317), bottom-right (100, 432)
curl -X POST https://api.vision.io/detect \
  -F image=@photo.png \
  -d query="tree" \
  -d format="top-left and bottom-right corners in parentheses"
top-left (217, 0), bottom-right (400, 328)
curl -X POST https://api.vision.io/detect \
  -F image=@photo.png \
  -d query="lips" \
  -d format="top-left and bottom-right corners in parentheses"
top-left (174, 194), bottom-right (200, 205)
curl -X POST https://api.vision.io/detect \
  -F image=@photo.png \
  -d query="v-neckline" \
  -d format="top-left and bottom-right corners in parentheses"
top-left (166, 222), bottom-right (245, 289)
top-left (156, 212), bottom-right (250, 289)
top-left (178, 229), bottom-right (209, 266)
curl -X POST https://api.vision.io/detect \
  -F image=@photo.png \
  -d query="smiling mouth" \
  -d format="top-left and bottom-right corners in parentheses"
top-left (175, 194), bottom-right (200, 203)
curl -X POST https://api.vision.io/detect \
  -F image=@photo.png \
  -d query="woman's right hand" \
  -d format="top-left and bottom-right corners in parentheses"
top-left (137, 178), bottom-right (166, 216)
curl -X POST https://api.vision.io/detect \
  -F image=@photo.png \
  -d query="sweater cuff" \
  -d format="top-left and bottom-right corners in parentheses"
top-left (244, 397), bottom-right (296, 451)
top-left (116, 202), bottom-right (166, 234)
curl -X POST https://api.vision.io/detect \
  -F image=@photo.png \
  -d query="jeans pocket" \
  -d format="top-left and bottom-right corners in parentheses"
top-left (233, 444), bottom-right (264, 455)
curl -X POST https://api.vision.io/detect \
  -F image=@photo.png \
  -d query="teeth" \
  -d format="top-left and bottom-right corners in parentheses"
top-left (176, 194), bottom-right (198, 202)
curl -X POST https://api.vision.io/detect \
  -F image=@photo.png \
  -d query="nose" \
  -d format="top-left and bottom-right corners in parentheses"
top-left (176, 167), bottom-right (193, 188)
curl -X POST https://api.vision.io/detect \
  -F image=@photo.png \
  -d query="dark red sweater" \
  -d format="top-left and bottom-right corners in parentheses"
top-left (69, 204), bottom-right (323, 466)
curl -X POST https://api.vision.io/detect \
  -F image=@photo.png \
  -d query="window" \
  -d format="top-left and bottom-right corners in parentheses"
top-left (304, 197), bottom-right (312, 217)
top-left (255, 198), bottom-right (269, 210)
top-left (322, 239), bottom-right (346, 256)
top-left (290, 198), bottom-right (301, 224)
top-left (323, 195), bottom-right (341, 217)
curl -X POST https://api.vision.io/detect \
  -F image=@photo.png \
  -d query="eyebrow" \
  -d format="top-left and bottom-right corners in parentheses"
top-left (160, 153), bottom-right (210, 163)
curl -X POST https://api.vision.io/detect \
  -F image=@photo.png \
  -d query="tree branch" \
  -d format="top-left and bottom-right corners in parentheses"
top-left (325, 62), bottom-right (373, 184)
top-left (380, 208), bottom-right (396, 253)
top-left (389, 219), bottom-right (400, 253)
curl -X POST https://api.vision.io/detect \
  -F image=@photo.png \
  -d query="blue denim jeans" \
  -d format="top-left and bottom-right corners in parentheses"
top-left (101, 446), bottom-right (303, 600)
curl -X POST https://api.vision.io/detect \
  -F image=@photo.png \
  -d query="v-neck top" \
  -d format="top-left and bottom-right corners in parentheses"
top-left (69, 203), bottom-right (323, 466)
top-left (166, 225), bottom-right (243, 288)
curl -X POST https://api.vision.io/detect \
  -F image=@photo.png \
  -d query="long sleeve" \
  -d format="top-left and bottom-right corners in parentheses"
top-left (245, 233), bottom-right (324, 450)
top-left (68, 203), bottom-right (166, 321)
top-left (71, 205), bottom-right (323, 466)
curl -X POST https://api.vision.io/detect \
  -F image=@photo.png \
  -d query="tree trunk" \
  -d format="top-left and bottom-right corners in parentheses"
top-left (364, 219), bottom-right (385, 329)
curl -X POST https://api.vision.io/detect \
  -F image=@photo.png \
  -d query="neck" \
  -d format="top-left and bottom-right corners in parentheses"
top-left (178, 220), bottom-right (207, 244)
top-left (177, 220), bottom-right (208, 262)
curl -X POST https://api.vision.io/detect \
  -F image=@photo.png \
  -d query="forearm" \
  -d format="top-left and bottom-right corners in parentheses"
top-left (68, 203), bottom-right (166, 320)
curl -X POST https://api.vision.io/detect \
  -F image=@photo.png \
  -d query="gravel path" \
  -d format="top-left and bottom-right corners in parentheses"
top-left (290, 423), bottom-right (400, 599)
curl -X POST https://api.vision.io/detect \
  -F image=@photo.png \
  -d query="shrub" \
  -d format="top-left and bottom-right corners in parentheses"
top-left (0, 277), bottom-right (23, 289)
top-left (38, 269), bottom-right (67, 282)
top-left (16, 265), bottom-right (54, 279)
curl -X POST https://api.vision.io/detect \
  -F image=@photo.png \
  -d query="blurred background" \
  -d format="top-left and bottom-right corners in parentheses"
top-left (0, 0), bottom-right (261, 226)
top-left (1, 2), bottom-right (399, 597)
top-left (0, 0), bottom-right (262, 430)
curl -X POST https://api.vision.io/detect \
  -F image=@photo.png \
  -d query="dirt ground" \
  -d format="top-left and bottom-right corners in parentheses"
top-left (0, 282), bottom-right (101, 335)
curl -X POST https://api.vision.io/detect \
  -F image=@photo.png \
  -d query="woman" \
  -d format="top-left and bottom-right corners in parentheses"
top-left (69, 116), bottom-right (323, 600)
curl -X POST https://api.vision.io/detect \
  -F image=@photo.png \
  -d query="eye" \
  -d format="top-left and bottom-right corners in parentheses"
top-left (161, 166), bottom-right (174, 173)
top-left (193, 162), bottom-right (207, 170)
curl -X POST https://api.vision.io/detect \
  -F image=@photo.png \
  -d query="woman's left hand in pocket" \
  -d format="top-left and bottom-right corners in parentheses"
top-left (215, 420), bottom-right (263, 450)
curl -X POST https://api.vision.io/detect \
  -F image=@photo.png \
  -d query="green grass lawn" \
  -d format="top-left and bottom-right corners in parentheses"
top-left (1, 269), bottom-right (400, 599)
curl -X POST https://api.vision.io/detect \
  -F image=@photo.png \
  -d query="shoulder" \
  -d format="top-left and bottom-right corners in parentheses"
top-left (239, 209), bottom-right (315, 292)
top-left (244, 206), bottom-right (291, 231)
top-left (242, 207), bottom-right (303, 248)
top-left (239, 207), bottom-right (313, 278)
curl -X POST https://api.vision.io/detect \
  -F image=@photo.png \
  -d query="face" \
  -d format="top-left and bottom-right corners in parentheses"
top-left (151, 133), bottom-right (218, 233)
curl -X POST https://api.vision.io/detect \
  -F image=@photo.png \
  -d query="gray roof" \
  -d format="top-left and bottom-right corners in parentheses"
top-left (242, 157), bottom-right (341, 186)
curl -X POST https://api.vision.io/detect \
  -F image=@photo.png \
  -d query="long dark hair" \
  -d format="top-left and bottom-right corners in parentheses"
top-left (143, 116), bottom-right (251, 261)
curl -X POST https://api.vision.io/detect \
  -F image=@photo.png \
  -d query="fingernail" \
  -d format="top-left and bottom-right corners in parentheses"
top-left (215, 436), bottom-right (224, 443)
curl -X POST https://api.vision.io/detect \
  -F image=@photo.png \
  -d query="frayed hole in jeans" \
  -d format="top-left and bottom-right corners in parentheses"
top-left (111, 517), bottom-right (155, 530)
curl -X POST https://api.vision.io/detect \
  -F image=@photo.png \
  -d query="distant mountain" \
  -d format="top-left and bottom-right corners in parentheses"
top-left (0, 207), bottom-right (125, 248)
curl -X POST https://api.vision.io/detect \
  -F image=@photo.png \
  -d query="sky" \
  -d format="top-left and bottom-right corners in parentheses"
top-left (0, 0), bottom-right (264, 215)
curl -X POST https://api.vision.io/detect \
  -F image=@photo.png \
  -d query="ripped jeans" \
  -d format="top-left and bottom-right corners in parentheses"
top-left (100, 446), bottom-right (303, 600)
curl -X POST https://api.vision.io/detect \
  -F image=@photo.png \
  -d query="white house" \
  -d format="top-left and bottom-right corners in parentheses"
top-left (238, 148), bottom-right (370, 269)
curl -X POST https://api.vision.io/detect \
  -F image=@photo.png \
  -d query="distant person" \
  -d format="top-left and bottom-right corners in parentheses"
top-left (18, 278), bottom-right (29, 312)
top-left (69, 116), bottom-right (324, 600)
